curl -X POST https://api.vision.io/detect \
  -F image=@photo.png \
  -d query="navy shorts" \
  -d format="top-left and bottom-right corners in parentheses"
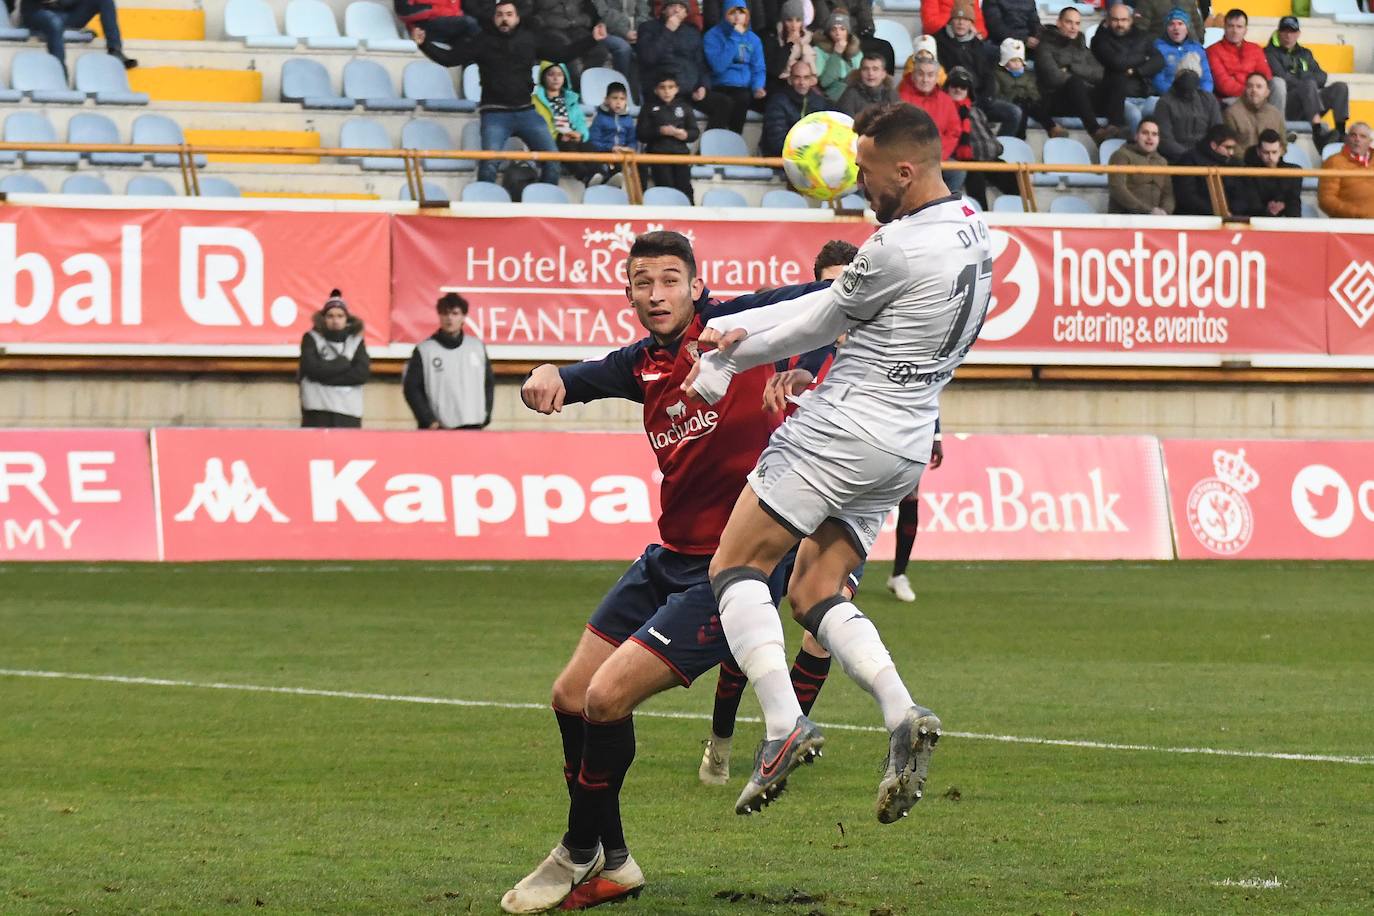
top-left (586, 545), bottom-right (864, 686)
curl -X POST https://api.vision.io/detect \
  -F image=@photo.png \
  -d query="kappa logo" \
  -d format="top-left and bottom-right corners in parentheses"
top-left (978, 230), bottom-right (1039, 341)
top-left (174, 458), bottom-right (289, 523)
top-left (1185, 448), bottom-right (1259, 555)
top-left (1329, 260), bottom-right (1374, 329)
top-left (1290, 464), bottom-right (1354, 539)
top-left (179, 227), bottom-right (298, 328)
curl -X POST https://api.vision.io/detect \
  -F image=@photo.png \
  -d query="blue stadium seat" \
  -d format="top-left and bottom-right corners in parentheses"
top-left (345, 1), bottom-right (418, 51)
top-left (522, 182), bottom-right (572, 204)
top-left (340, 117), bottom-right (405, 170)
top-left (695, 129), bottom-right (772, 180)
top-left (643, 186), bottom-right (691, 206)
top-left (199, 177), bottom-right (242, 197)
top-left (402, 118), bottom-right (468, 171)
top-left (62, 174), bottom-right (114, 195)
top-left (1203, 26), bottom-right (1222, 47)
top-left (403, 60), bottom-right (473, 112)
top-left (461, 181), bottom-right (512, 203)
top-left (1284, 144), bottom-right (1318, 191)
top-left (0, 26), bottom-right (33, 42)
top-left (0, 67), bottom-right (19, 102)
top-left (132, 114), bottom-right (208, 167)
top-left (224, 0), bottom-right (298, 48)
top-left (1041, 136), bottom-right (1102, 187)
top-left (992, 194), bottom-right (1026, 212)
top-left (873, 19), bottom-right (914, 71)
top-left (1, 173), bottom-right (47, 192)
top-left (69, 113), bottom-right (145, 166)
top-left (1049, 195), bottom-right (1096, 214)
top-left (762, 189), bottom-right (808, 208)
top-left (6, 112), bottom-right (80, 165)
top-left (281, 58), bottom-right (356, 109)
top-left (462, 65), bottom-right (482, 104)
top-left (400, 180), bottom-right (451, 202)
top-left (1098, 137), bottom-right (1126, 164)
top-left (286, 0), bottom-right (359, 49)
top-left (583, 184), bottom-right (629, 205)
top-left (12, 51), bottom-right (85, 103)
top-left (343, 58), bottom-right (416, 111)
top-left (75, 53), bottom-right (150, 105)
top-left (998, 135), bottom-right (1034, 164)
top-left (701, 187), bottom-right (748, 207)
top-left (839, 193), bottom-right (867, 209)
top-left (1321, 141), bottom-right (1343, 162)
top-left (126, 175), bottom-right (178, 196)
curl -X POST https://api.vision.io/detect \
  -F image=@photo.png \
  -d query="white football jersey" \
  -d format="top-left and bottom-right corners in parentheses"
top-left (799, 194), bottom-right (992, 461)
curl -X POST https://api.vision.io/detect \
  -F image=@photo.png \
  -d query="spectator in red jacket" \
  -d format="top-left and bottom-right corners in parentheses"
top-left (900, 58), bottom-right (961, 176)
top-left (1206, 8), bottom-right (1272, 103)
top-left (922, 0), bottom-right (986, 38)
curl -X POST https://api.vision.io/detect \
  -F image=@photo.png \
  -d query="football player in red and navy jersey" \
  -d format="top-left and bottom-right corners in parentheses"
top-left (500, 231), bottom-right (832, 914)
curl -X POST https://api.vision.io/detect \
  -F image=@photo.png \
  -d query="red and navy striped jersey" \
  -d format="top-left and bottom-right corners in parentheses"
top-left (559, 283), bottom-right (829, 555)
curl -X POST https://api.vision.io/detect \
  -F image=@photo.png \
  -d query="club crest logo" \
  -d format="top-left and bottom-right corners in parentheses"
top-left (685, 340), bottom-right (700, 361)
top-left (1185, 448), bottom-right (1260, 555)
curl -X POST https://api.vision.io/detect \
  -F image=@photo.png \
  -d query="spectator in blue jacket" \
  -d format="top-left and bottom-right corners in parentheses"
top-left (589, 80), bottom-right (636, 183)
top-left (704, 0), bottom-right (767, 132)
top-left (1152, 9), bottom-right (1212, 95)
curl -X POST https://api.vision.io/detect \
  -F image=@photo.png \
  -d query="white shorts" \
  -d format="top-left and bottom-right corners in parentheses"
top-left (749, 414), bottom-right (924, 556)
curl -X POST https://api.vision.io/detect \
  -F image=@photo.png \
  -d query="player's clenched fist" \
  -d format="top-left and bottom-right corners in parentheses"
top-left (522, 364), bottom-right (567, 414)
top-left (695, 326), bottom-right (748, 352)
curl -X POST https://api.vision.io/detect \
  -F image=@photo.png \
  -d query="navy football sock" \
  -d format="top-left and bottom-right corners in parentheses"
top-left (790, 648), bottom-right (832, 717)
top-left (554, 705), bottom-right (584, 800)
top-left (711, 658), bottom-right (748, 739)
top-left (892, 498), bottom-right (918, 577)
top-left (564, 714), bottom-right (636, 854)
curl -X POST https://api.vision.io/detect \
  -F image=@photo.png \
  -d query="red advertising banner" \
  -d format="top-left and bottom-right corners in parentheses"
top-left (977, 227), bottom-right (1329, 354)
top-left (1163, 439), bottom-right (1374, 559)
top-left (0, 207), bottom-right (392, 346)
top-left (152, 428), bottom-right (665, 561)
top-left (389, 214), bottom-right (872, 350)
top-left (0, 430), bottom-right (158, 560)
top-left (872, 434), bottom-right (1174, 561)
top-left (1322, 232), bottom-right (1374, 355)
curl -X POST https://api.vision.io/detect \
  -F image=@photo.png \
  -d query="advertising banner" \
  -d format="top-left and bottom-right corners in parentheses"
top-left (0, 207), bottom-right (392, 346)
top-left (1322, 232), bottom-right (1374, 355)
top-left (0, 429), bottom-right (158, 560)
top-left (389, 214), bottom-right (872, 351)
top-left (1163, 439), bottom-right (1374, 559)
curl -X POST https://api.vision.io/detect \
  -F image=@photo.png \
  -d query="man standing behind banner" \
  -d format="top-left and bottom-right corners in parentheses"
top-left (299, 290), bottom-right (370, 428)
top-left (403, 292), bottom-right (495, 430)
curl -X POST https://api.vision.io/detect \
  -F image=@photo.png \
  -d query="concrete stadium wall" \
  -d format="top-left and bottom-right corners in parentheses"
top-left (5, 374), bottom-right (1372, 439)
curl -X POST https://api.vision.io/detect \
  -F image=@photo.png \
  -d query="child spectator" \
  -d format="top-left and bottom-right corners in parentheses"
top-left (589, 80), bottom-right (637, 184)
top-left (993, 37), bottom-right (1060, 138)
top-left (533, 62), bottom-right (601, 185)
top-left (638, 70), bottom-right (701, 201)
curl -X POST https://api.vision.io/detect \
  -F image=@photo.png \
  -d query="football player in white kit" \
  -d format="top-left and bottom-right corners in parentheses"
top-left (682, 102), bottom-right (993, 822)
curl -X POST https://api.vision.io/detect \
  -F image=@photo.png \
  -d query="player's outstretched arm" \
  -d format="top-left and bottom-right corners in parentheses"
top-left (521, 364), bottom-right (567, 414)
top-left (523, 346), bottom-right (645, 414)
top-left (704, 285), bottom-right (833, 338)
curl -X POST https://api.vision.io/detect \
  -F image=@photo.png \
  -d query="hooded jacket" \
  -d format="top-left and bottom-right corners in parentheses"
top-left (533, 63), bottom-right (590, 139)
top-left (1265, 34), bottom-right (1328, 89)
top-left (836, 72), bottom-right (899, 117)
top-left (762, 82), bottom-right (833, 156)
top-left (1153, 73), bottom-right (1222, 161)
top-left (1133, 0), bottom-right (1203, 42)
top-left (1035, 27), bottom-right (1102, 91)
top-left (703, 1), bottom-right (767, 89)
top-left (1229, 145), bottom-right (1301, 217)
top-left (1107, 142), bottom-right (1173, 213)
top-left (1090, 24), bottom-right (1164, 99)
top-left (424, 20), bottom-right (598, 110)
top-left (299, 312), bottom-right (370, 419)
top-left (1222, 95), bottom-right (1284, 154)
top-left (638, 13), bottom-right (709, 96)
top-left (649, 0), bottom-right (703, 30)
top-left (1206, 37), bottom-right (1272, 98)
top-left (814, 33), bottom-right (862, 100)
top-left (1152, 35), bottom-right (1213, 95)
top-left (1318, 146), bottom-right (1374, 218)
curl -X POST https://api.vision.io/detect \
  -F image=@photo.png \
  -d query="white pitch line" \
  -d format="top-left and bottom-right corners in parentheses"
top-left (3, 668), bottom-right (1372, 767)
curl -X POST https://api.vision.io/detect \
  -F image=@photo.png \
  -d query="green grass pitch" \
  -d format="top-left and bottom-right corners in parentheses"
top-left (2, 560), bottom-right (1372, 914)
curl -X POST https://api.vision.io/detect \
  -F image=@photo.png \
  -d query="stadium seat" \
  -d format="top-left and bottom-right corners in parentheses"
top-left (399, 180), bottom-right (451, 202)
top-left (643, 186), bottom-right (692, 206)
top-left (343, 58), bottom-right (416, 111)
top-left (462, 65), bottom-right (482, 105)
top-left (62, 174), bottom-right (113, 195)
top-left (6, 112), bottom-right (79, 166)
top-left (0, 69), bottom-right (18, 103)
top-left (224, 0), bottom-right (298, 48)
top-left (126, 175), bottom-right (178, 196)
top-left (340, 117), bottom-right (405, 170)
top-left (461, 180), bottom-right (512, 203)
top-left (583, 184), bottom-right (629, 204)
top-left (282, 58), bottom-right (356, 109)
top-left (1203, 26), bottom-right (1222, 47)
top-left (12, 51), bottom-right (85, 103)
top-left (198, 177), bottom-right (242, 197)
top-left (992, 194), bottom-right (1026, 212)
top-left (579, 67), bottom-right (637, 115)
top-left (75, 53), bottom-right (150, 105)
top-left (878, 0), bottom-right (920, 11)
top-left (69, 113), bottom-right (145, 166)
top-left (1284, 144), bottom-right (1318, 191)
top-left (522, 182), bottom-right (572, 204)
top-left (402, 118), bottom-right (469, 171)
top-left (0, 26), bottom-right (33, 42)
top-left (873, 19), bottom-right (914, 70)
top-left (1041, 136), bottom-right (1103, 187)
top-left (0, 173), bottom-right (46, 193)
top-left (701, 187), bottom-right (748, 207)
top-left (1286, 120), bottom-right (1312, 135)
top-left (694, 129), bottom-right (773, 180)
top-left (1321, 141), bottom-right (1343, 162)
top-left (286, 0), bottom-right (359, 49)
top-left (762, 188), bottom-right (808, 208)
top-left (344, 1), bottom-right (419, 52)
top-left (1098, 137), bottom-right (1126, 164)
top-left (403, 60), bottom-right (473, 112)
top-left (1333, 10), bottom-right (1374, 23)
top-left (1302, 199), bottom-right (1325, 219)
top-left (1082, 23), bottom-right (1098, 45)
top-left (132, 114), bottom-right (208, 167)
top-left (1313, 0), bottom-right (1357, 13)
top-left (998, 135), bottom-right (1034, 165)
top-left (1049, 195), bottom-right (1095, 214)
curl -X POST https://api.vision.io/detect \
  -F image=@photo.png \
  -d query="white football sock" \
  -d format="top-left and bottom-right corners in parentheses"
top-left (717, 576), bottom-right (803, 740)
top-left (816, 601), bottom-right (913, 731)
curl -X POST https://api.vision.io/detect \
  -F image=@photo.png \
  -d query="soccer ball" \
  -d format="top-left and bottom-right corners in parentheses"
top-left (781, 111), bottom-right (859, 201)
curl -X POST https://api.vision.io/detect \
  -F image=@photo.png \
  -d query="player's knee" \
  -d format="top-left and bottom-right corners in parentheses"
top-left (551, 670), bottom-right (588, 715)
top-left (582, 676), bottom-right (634, 722)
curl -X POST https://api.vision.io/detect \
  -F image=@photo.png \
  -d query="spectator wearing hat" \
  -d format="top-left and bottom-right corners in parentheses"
top-left (1230, 128), bottom-right (1301, 218)
top-left (1091, 3), bottom-right (1164, 128)
top-left (1152, 9), bottom-right (1212, 96)
top-left (702, 0), bottom-right (765, 33)
top-left (936, 0), bottom-right (1020, 136)
top-left (299, 291), bottom-right (370, 429)
top-left (814, 9), bottom-right (863, 100)
top-left (1035, 7), bottom-right (1118, 145)
top-left (899, 58), bottom-right (962, 174)
top-left (1267, 16), bottom-right (1348, 149)
top-left (638, 0), bottom-right (735, 128)
top-left (638, 69), bottom-right (701, 199)
top-left (649, 0), bottom-right (702, 29)
top-left (901, 33), bottom-right (946, 89)
top-left (994, 38), bottom-right (1055, 139)
top-left (983, 0), bottom-right (1039, 51)
top-left (762, 56), bottom-right (833, 156)
top-left (534, 62), bottom-right (605, 185)
top-left (922, 0), bottom-right (985, 38)
top-left (1173, 123), bottom-right (1240, 215)
top-left (763, 0), bottom-right (814, 97)
top-left (404, 293), bottom-right (494, 430)
top-left (1132, 0), bottom-right (1202, 42)
top-left (1319, 122), bottom-right (1374, 218)
top-left (1207, 10), bottom-right (1273, 104)
top-left (837, 49), bottom-right (899, 117)
top-left (703, 0), bottom-right (767, 133)
top-left (944, 65), bottom-right (1007, 204)
top-left (1108, 118), bottom-right (1174, 214)
top-left (1153, 56), bottom-right (1221, 161)
top-left (1223, 71), bottom-right (1284, 155)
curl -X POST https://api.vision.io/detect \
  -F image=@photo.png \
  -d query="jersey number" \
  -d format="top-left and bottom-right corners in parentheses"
top-left (937, 258), bottom-right (993, 359)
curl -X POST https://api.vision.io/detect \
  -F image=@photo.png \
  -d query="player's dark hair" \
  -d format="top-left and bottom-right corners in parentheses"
top-left (853, 102), bottom-right (941, 165)
top-left (627, 230), bottom-right (697, 279)
top-left (813, 240), bottom-right (859, 279)
top-left (437, 291), bottom-right (469, 314)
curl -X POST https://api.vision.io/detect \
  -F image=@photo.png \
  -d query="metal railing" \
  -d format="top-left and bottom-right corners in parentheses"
top-left (0, 140), bottom-right (1365, 216)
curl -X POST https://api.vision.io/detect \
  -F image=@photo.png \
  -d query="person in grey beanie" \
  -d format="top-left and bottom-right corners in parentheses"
top-left (298, 290), bottom-right (370, 428)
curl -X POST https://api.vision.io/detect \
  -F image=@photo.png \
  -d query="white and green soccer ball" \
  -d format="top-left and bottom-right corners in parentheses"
top-left (781, 110), bottom-right (859, 201)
